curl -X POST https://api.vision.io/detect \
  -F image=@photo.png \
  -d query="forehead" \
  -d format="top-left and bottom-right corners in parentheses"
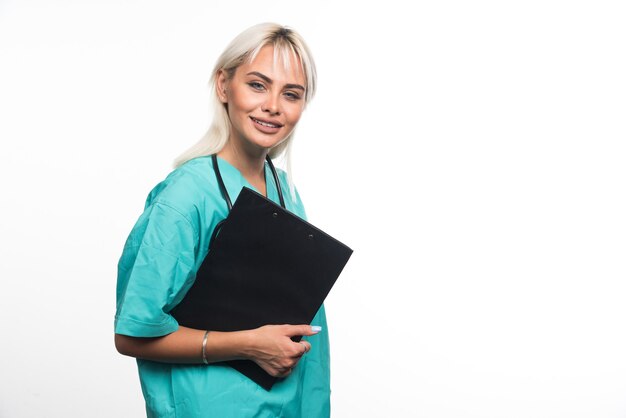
top-left (238, 44), bottom-right (305, 84)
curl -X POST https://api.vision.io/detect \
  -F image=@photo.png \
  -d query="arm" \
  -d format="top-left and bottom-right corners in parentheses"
top-left (115, 199), bottom-right (319, 376)
top-left (115, 324), bottom-right (318, 377)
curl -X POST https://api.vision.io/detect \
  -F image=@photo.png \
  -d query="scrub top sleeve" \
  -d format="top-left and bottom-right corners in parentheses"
top-left (114, 202), bottom-right (198, 337)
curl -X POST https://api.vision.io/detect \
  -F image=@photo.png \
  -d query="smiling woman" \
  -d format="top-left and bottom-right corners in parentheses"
top-left (114, 23), bottom-right (330, 418)
top-left (173, 25), bottom-right (316, 186)
top-left (214, 45), bottom-right (307, 194)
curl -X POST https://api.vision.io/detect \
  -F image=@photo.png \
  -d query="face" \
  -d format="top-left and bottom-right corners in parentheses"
top-left (217, 45), bottom-right (307, 155)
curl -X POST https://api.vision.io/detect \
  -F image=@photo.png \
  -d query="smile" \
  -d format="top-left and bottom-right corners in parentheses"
top-left (251, 117), bottom-right (283, 128)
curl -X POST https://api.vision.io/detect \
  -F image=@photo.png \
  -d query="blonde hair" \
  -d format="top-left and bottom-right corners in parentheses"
top-left (173, 23), bottom-right (317, 181)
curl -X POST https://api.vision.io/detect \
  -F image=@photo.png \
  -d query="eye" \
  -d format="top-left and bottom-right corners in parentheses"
top-left (284, 91), bottom-right (302, 101)
top-left (248, 81), bottom-right (265, 91)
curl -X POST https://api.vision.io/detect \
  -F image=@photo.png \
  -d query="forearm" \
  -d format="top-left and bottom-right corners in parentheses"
top-left (115, 324), bottom-right (318, 377)
top-left (115, 326), bottom-right (253, 364)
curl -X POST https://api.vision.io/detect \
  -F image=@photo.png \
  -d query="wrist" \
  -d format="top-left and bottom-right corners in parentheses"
top-left (237, 329), bottom-right (258, 360)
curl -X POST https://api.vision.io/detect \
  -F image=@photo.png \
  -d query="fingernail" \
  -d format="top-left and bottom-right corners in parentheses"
top-left (311, 326), bottom-right (322, 333)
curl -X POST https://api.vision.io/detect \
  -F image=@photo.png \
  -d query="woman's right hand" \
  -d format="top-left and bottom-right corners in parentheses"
top-left (245, 324), bottom-right (320, 377)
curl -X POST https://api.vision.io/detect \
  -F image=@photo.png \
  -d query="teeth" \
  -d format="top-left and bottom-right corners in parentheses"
top-left (254, 118), bottom-right (279, 128)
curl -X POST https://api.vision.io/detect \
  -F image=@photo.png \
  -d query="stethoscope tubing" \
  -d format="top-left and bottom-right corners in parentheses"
top-left (209, 154), bottom-right (286, 247)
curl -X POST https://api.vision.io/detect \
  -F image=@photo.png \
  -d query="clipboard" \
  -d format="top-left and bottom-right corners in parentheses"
top-left (170, 155), bottom-right (353, 390)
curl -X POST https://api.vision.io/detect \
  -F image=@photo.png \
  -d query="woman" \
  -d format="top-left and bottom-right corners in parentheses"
top-left (114, 23), bottom-right (330, 417)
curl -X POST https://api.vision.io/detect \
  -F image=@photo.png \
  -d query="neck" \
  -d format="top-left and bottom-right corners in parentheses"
top-left (217, 140), bottom-right (268, 189)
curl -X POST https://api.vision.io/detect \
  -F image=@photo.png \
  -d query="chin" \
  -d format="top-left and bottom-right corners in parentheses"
top-left (249, 136), bottom-right (287, 151)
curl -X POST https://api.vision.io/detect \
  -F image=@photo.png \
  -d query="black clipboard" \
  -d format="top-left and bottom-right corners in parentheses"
top-left (170, 156), bottom-right (353, 390)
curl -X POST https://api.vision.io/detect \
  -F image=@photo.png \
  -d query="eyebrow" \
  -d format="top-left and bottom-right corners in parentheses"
top-left (246, 71), bottom-right (305, 91)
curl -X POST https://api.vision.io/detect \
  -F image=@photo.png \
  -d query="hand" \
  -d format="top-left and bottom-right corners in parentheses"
top-left (245, 324), bottom-right (319, 378)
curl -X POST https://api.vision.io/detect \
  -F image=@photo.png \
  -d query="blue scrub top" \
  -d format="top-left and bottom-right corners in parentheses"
top-left (115, 156), bottom-right (330, 418)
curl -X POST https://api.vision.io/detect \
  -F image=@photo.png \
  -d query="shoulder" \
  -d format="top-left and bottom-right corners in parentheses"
top-left (141, 156), bottom-right (224, 229)
top-left (145, 156), bottom-right (216, 207)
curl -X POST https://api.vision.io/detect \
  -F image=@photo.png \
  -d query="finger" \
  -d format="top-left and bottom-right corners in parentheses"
top-left (288, 341), bottom-right (311, 359)
top-left (298, 341), bottom-right (311, 355)
top-left (283, 325), bottom-right (322, 337)
top-left (271, 368), bottom-right (288, 378)
top-left (277, 367), bottom-right (293, 378)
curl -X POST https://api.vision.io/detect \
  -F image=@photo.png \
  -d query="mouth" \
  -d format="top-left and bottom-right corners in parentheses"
top-left (250, 116), bottom-right (283, 129)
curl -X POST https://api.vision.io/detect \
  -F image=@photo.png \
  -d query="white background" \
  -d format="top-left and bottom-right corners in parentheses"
top-left (1, 1), bottom-right (625, 417)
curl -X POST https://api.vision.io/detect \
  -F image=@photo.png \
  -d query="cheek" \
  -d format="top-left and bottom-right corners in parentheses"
top-left (285, 105), bottom-right (305, 125)
top-left (231, 89), bottom-right (262, 113)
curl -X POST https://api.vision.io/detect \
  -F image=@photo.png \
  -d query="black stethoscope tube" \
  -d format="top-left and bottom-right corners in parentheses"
top-left (209, 154), bottom-right (286, 247)
top-left (211, 154), bottom-right (285, 210)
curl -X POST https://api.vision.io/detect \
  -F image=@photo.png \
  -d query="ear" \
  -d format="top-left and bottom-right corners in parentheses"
top-left (216, 69), bottom-right (229, 103)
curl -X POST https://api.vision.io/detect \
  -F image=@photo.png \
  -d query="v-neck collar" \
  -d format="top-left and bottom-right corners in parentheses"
top-left (214, 156), bottom-right (279, 204)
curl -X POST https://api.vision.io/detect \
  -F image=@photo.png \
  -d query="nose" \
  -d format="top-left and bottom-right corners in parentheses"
top-left (261, 93), bottom-right (281, 116)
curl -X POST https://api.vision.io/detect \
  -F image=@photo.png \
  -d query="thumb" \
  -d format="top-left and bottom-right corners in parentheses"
top-left (284, 325), bottom-right (322, 337)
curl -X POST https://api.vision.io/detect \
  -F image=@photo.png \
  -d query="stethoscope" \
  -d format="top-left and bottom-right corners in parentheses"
top-left (209, 154), bottom-right (286, 246)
